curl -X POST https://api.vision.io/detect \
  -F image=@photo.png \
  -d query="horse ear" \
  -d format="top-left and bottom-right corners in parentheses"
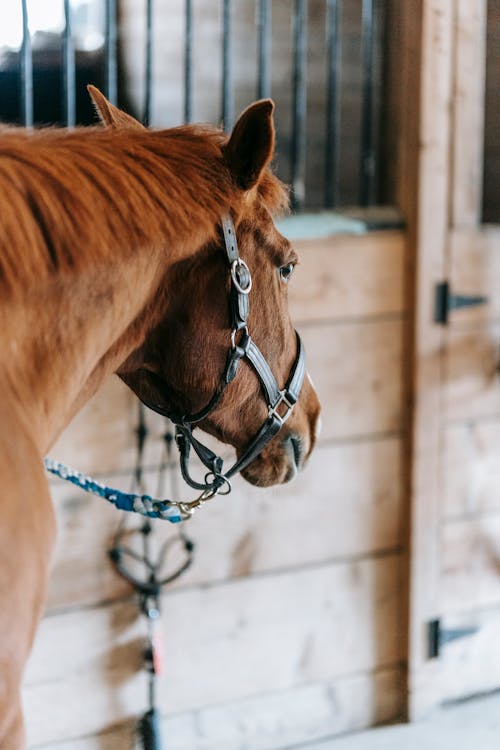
top-left (87, 85), bottom-right (146, 130)
top-left (223, 99), bottom-right (275, 190)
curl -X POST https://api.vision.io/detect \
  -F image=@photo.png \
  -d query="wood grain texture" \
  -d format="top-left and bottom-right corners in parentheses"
top-left (444, 324), bottom-right (500, 422)
top-left (450, 0), bottom-right (487, 228)
top-left (449, 227), bottom-right (500, 324)
top-left (300, 320), bottom-right (404, 442)
top-left (29, 667), bottom-right (404, 750)
top-left (442, 515), bottom-right (500, 613)
top-left (24, 555), bottom-right (404, 747)
top-left (443, 421), bottom-right (500, 519)
top-left (290, 231), bottom-right (406, 323)
top-left (46, 436), bottom-right (404, 611)
top-left (404, 0), bottom-right (453, 720)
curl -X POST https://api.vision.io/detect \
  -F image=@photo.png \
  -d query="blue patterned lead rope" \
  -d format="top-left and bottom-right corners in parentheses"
top-left (43, 457), bottom-right (183, 523)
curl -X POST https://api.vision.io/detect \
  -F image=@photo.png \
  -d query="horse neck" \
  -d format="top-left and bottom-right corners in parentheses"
top-left (2, 247), bottom-right (161, 452)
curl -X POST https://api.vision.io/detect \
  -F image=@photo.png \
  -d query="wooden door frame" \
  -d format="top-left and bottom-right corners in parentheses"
top-left (395, 0), bottom-right (492, 719)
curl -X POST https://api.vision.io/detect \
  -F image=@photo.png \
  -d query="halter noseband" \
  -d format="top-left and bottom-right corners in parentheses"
top-left (140, 215), bottom-right (306, 497)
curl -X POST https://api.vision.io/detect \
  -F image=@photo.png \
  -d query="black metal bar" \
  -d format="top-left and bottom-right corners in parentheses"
top-left (63, 0), bottom-right (76, 127)
top-left (20, 0), bottom-right (33, 127)
top-left (359, 0), bottom-right (375, 206)
top-left (434, 281), bottom-right (488, 324)
top-left (144, 0), bottom-right (153, 125)
top-left (428, 619), bottom-right (479, 659)
top-left (222, 0), bottom-right (233, 131)
top-left (291, 0), bottom-right (307, 209)
top-left (184, 0), bottom-right (193, 123)
top-left (325, 0), bottom-right (341, 207)
top-left (257, 0), bottom-right (271, 99)
top-left (105, 0), bottom-right (118, 105)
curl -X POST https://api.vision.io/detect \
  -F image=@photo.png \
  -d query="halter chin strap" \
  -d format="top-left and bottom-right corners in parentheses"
top-left (140, 215), bottom-right (306, 495)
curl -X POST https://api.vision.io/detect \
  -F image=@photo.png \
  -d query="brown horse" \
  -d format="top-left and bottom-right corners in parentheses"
top-left (0, 87), bottom-right (320, 747)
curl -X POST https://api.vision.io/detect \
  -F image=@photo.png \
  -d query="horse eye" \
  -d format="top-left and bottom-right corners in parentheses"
top-left (279, 263), bottom-right (295, 282)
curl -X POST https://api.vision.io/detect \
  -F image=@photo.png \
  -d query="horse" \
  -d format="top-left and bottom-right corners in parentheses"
top-left (0, 86), bottom-right (320, 747)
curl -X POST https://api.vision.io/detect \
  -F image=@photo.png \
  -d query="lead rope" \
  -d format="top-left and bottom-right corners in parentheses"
top-left (108, 404), bottom-right (195, 750)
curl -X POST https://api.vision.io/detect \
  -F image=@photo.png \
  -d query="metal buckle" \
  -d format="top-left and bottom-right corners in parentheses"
top-left (231, 259), bottom-right (252, 294)
top-left (268, 390), bottom-right (295, 426)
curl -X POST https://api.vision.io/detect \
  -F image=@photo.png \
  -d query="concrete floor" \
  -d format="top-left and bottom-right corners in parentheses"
top-left (294, 691), bottom-right (500, 750)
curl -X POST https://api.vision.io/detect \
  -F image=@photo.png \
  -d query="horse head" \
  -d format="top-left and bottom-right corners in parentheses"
top-left (89, 87), bottom-right (321, 488)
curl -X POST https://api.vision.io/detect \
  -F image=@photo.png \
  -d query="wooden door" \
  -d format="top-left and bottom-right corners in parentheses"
top-left (405, 0), bottom-right (500, 718)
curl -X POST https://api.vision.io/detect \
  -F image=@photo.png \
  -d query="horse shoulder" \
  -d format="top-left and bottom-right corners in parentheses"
top-left (0, 403), bottom-right (56, 748)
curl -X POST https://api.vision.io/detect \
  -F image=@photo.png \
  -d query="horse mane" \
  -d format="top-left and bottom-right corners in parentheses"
top-left (0, 124), bottom-right (288, 296)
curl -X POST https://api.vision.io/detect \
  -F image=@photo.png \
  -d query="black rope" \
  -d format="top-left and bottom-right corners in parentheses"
top-left (108, 403), bottom-right (195, 749)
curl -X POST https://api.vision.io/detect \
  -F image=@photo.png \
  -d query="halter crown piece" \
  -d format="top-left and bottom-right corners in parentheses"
top-left (44, 215), bottom-right (306, 521)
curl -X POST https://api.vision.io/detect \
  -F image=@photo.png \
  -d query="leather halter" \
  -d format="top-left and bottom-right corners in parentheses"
top-left (140, 215), bottom-right (306, 496)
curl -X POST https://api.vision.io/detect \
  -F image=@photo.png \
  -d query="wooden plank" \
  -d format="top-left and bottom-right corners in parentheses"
top-left (46, 436), bottom-right (404, 611)
top-left (404, 0), bottom-right (454, 720)
top-left (444, 323), bottom-right (500, 422)
top-left (450, 0), bottom-right (487, 228)
top-left (23, 555), bottom-right (404, 746)
top-left (442, 515), bottom-right (500, 613)
top-left (433, 606), bottom-right (500, 703)
top-left (443, 421), bottom-right (500, 520)
top-left (301, 319), bottom-right (404, 441)
top-left (29, 667), bottom-right (404, 750)
top-left (449, 227), bottom-right (500, 324)
top-left (49, 377), bottom-right (138, 475)
top-left (289, 231), bottom-right (406, 323)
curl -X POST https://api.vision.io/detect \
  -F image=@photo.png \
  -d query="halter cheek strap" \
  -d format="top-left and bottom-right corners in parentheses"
top-left (139, 215), bottom-right (306, 497)
top-left (175, 330), bottom-right (305, 490)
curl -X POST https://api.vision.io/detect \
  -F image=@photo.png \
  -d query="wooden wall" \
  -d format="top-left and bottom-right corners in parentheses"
top-left (22, 228), bottom-right (408, 749)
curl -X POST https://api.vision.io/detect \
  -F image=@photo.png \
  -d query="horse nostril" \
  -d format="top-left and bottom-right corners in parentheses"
top-left (289, 434), bottom-right (303, 469)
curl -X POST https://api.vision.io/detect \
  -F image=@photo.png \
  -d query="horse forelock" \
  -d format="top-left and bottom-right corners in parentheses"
top-left (0, 125), bottom-right (244, 297)
top-left (256, 171), bottom-right (290, 217)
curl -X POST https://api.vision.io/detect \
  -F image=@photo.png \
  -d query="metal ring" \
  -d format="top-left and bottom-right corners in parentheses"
top-left (216, 478), bottom-right (232, 496)
top-left (231, 259), bottom-right (252, 294)
top-left (231, 325), bottom-right (248, 349)
top-left (204, 472), bottom-right (232, 496)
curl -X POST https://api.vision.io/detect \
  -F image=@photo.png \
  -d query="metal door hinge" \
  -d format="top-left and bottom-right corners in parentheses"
top-left (434, 281), bottom-right (488, 324)
top-left (428, 619), bottom-right (479, 659)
